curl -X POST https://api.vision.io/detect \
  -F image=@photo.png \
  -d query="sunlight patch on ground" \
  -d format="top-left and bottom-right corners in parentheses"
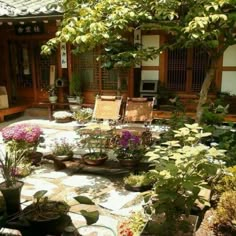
top-left (62, 175), bottom-right (112, 187)
top-left (99, 189), bottom-right (140, 211)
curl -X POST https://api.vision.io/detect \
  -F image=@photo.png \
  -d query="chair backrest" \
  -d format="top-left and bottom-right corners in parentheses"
top-left (92, 95), bottom-right (123, 121)
top-left (124, 97), bottom-right (155, 123)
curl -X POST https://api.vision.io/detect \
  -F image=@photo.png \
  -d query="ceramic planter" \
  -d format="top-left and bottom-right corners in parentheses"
top-left (124, 184), bottom-right (153, 192)
top-left (54, 152), bottom-right (73, 162)
top-left (67, 96), bottom-right (77, 103)
top-left (23, 201), bottom-right (70, 235)
top-left (0, 180), bottom-right (24, 216)
top-left (48, 96), bottom-right (58, 103)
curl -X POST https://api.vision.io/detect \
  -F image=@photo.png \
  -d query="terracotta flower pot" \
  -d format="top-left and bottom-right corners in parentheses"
top-left (82, 153), bottom-right (108, 166)
top-left (117, 158), bottom-right (140, 168)
top-left (55, 117), bottom-right (72, 123)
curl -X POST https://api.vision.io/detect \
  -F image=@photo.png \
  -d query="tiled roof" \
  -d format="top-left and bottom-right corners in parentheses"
top-left (0, 0), bottom-right (63, 18)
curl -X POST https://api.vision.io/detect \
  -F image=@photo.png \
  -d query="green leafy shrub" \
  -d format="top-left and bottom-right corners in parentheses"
top-left (145, 123), bottom-right (226, 235)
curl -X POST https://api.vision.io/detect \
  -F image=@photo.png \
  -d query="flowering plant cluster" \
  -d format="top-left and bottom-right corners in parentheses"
top-left (115, 130), bottom-right (147, 160)
top-left (72, 108), bottom-right (93, 122)
top-left (51, 138), bottom-right (75, 156)
top-left (2, 124), bottom-right (43, 154)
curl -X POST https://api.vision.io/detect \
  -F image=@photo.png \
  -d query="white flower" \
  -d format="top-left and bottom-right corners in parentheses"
top-left (53, 111), bottom-right (73, 119)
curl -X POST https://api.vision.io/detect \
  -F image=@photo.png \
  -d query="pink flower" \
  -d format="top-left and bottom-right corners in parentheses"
top-left (2, 124), bottom-right (42, 143)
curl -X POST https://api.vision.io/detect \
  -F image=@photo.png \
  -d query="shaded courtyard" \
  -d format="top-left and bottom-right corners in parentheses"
top-left (0, 113), bottom-right (233, 236)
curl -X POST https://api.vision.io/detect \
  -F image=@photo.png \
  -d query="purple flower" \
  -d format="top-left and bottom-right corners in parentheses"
top-left (122, 131), bottom-right (132, 140)
top-left (116, 130), bottom-right (146, 160)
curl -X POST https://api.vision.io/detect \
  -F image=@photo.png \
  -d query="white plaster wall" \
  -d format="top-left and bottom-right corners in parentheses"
top-left (141, 70), bottom-right (159, 80)
top-left (221, 71), bottom-right (236, 95)
top-left (223, 44), bottom-right (236, 67)
top-left (142, 35), bottom-right (160, 66)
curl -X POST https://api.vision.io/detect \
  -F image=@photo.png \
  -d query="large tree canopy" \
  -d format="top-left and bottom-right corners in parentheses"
top-left (42, 0), bottom-right (236, 121)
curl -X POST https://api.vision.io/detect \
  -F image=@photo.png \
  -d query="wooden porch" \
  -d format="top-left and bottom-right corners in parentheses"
top-left (1, 102), bottom-right (236, 123)
top-left (0, 103), bottom-right (32, 122)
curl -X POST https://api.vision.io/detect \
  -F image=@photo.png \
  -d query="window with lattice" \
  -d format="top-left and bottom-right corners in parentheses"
top-left (166, 47), bottom-right (209, 93)
top-left (72, 50), bottom-right (128, 92)
top-left (72, 51), bottom-right (98, 90)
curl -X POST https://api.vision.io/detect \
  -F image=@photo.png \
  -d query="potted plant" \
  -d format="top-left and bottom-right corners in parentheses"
top-left (124, 173), bottom-right (155, 192)
top-left (53, 111), bottom-right (73, 123)
top-left (47, 85), bottom-right (58, 103)
top-left (114, 130), bottom-right (148, 167)
top-left (79, 128), bottom-right (112, 166)
top-left (143, 123), bottom-right (226, 235)
top-left (23, 191), bottom-right (99, 235)
top-left (0, 150), bottom-right (25, 216)
top-left (1, 123), bottom-right (44, 165)
top-left (69, 72), bottom-right (83, 104)
top-left (50, 137), bottom-right (75, 161)
top-left (72, 107), bottom-right (93, 124)
top-left (23, 190), bottom-right (70, 235)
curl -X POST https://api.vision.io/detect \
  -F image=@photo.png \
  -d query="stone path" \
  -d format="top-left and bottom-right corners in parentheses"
top-left (0, 116), bottom-right (145, 235)
top-left (0, 115), bottom-right (214, 235)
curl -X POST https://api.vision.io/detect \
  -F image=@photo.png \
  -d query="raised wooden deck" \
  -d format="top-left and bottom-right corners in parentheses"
top-left (0, 104), bottom-right (31, 122)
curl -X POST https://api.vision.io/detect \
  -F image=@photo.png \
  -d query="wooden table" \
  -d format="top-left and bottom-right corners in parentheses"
top-left (37, 102), bottom-right (93, 121)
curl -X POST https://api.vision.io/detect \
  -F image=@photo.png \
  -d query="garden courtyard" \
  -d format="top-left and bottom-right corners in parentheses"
top-left (0, 112), bottom-right (235, 236)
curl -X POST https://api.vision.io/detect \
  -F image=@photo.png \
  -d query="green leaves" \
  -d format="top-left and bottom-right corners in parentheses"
top-left (80, 210), bottom-right (99, 225)
top-left (42, 0), bottom-right (236, 61)
top-left (74, 196), bottom-right (96, 205)
top-left (74, 196), bottom-right (99, 225)
top-left (145, 123), bottom-right (226, 224)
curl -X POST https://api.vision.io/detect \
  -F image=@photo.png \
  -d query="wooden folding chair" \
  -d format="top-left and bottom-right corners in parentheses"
top-left (124, 97), bottom-right (155, 124)
top-left (92, 95), bottom-right (123, 122)
top-left (116, 97), bottom-right (155, 143)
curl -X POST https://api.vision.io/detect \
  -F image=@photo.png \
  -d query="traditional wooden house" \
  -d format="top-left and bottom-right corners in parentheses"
top-left (0, 0), bottom-right (236, 119)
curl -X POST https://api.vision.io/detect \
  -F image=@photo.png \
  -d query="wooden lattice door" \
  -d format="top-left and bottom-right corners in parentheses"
top-left (8, 40), bottom-right (57, 103)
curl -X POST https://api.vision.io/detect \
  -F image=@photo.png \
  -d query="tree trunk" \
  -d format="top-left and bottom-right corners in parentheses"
top-left (196, 58), bottom-right (218, 123)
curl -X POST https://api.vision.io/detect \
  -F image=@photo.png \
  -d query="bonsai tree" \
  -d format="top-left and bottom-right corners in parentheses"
top-left (42, 0), bottom-right (236, 123)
